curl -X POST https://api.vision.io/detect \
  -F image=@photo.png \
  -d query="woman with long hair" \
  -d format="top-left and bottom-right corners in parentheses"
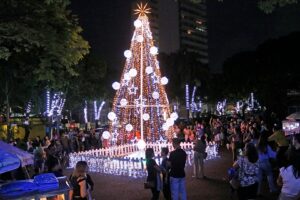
top-left (69, 161), bottom-right (88, 200)
top-left (233, 143), bottom-right (259, 200)
top-left (277, 135), bottom-right (300, 200)
top-left (228, 127), bottom-right (242, 163)
top-left (145, 148), bottom-right (161, 200)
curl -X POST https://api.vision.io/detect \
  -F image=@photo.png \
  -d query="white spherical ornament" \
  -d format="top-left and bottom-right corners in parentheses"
top-left (136, 35), bottom-right (144, 42)
top-left (161, 77), bottom-right (169, 85)
top-left (170, 112), bottom-right (178, 120)
top-left (102, 131), bottom-right (110, 139)
top-left (129, 68), bottom-right (137, 77)
top-left (125, 124), bottom-right (133, 131)
top-left (150, 46), bottom-right (158, 55)
top-left (107, 112), bottom-right (116, 121)
top-left (152, 91), bottom-right (159, 99)
top-left (124, 50), bottom-right (132, 58)
top-left (124, 73), bottom-right (131, 81)
top-left (112, 82), bottom-right (120, 90)
top-left (145, 66), bottom-right (153, 74)
top-left (137, 139), bottom-right (146, 150)
top-left (162, 123), bottom-right (168, 131)
top-left (166, 118), bottom-right (174, 127)
top-left (120, 99), bottom-right (128, 107)
top-left (134, 19), bottom-right (142, 28)
top-left (142, 113), bottom-right (150, 121)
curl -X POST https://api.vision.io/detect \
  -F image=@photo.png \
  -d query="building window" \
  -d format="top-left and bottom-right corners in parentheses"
top-left (196, 20), bottom-right (203, 25)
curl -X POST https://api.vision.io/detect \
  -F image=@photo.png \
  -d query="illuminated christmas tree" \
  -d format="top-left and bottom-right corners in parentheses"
top-left (108, 3), bottom-right (177, 145)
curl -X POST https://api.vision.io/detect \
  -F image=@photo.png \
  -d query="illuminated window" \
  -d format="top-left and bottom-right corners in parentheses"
top-left (196, 26), bottom-right (206, 32)
top-left (196, 20), bottom-right (202, 25)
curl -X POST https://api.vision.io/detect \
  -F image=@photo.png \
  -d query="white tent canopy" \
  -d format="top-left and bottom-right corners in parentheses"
top-left (286, 112), bottom-right (300, 121)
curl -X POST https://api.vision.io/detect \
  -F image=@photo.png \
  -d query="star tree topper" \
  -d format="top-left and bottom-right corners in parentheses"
top-left (134, 2), bottom-right (151, 17)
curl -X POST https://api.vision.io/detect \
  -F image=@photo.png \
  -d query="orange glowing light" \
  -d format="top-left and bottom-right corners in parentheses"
top-left (134, 2), bottom-right (151, 17)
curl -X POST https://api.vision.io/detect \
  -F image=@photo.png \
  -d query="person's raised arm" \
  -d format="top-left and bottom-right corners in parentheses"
top-left (78, 178), bottom-right (87, 198)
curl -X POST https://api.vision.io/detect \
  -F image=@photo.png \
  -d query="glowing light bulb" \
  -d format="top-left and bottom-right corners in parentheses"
top-left (124, 50), bottom-right (132, 58)
top-left (134, 19), bottom-right (142, 28)
top-left (170, 112), bottom-right (179, 120)
top-left (125, 124), bottom-right (133, 131)
top-left (162, 123), bottom-right (168, 131)
top-left (129, 68), bottom-right (137, 77)
top-left (145, 66), bottom-right (153, 74)
top-left (136, 35), bottom-right (144, 42)
top-left (124, 73), bottom-right (131, 81)
top-left (150, 46), bottom-right (158, 55)
top-left (152, 91), bottom-right (159, 99)
top-left (137, 139), bottom-right (146, 150)
top-left (112, 82), bottom-right (120, 90)
top-left (161, 77), bottom-right (168, 85)
top-left (120, 99), bottom-right (128, 107)
top-left (142, 113), bottom-right (150, 121)
top-left (108, 112), bottom-right (116, 121)
top-left (166, 118), bottom-right (174, 127)
top-left (102, 131), bottom-right (110, 139)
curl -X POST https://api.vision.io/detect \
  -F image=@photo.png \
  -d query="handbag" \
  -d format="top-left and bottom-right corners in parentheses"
top-left (144, 181), bottom-right (155, 189)
top-left (203, 152), bottom-right (208, 159)
top-left (229, 178), bottom-right (240, 190)
top-left (229, 158), bottom-right (244, 190)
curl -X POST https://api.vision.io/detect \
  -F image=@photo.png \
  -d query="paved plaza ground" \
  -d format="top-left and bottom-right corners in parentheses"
top-left (67, 148), bottom-right (279, 200)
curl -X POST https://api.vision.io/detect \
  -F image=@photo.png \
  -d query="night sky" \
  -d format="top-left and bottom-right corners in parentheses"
top-left (71, 0), bottom-right (300, 73)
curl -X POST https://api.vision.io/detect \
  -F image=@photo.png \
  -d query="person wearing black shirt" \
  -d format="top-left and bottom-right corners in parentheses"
top-left (146, 148), bottom-right (161, 200)
top-left (168, 138), bottom-right (187, 200)
top-left (160, 147), bottom-right (171, 200)
top-left (69, 161), bottom-right (88, 200)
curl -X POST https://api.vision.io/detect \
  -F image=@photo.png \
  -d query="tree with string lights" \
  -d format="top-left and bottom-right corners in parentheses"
top-left (107, 3), bottom-right (178, 146)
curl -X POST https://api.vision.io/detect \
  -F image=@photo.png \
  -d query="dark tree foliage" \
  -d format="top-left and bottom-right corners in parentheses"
top-left (222, 32), bottom-right (300, 118)
top-left (65, 52), bottom-right (108, 117)
top-left (0, 0), bottom-right (89, 135)
top-left (159, 51), bottom-right (210, 101)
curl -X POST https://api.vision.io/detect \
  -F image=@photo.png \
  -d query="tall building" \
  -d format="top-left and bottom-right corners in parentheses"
top-left (136, 0), bottom-right (209, 64)
top-left (178, 0), bottom-right (208, 64)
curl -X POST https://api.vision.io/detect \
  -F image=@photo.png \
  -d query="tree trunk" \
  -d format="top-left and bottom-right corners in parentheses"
top-left (5, 81), bottom-right (12, 141)
top-left (24, 125), bottom-right (30, 142)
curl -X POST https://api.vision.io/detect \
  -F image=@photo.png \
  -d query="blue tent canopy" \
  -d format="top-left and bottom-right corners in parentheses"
top-left (0, 149), bottom-right (21, 174)
top-left (0, 140), bottom-right (33, 173)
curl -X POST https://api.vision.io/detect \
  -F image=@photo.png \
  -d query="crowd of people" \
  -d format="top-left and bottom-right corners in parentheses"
top-left (143, 113), bottom-right (300, 200)
top-left (1, 112), bottom-right (300, 200)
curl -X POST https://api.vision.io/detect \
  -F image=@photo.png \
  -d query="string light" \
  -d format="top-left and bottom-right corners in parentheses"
top-left (190, 86), bottom-right (197, 112)
top-left (185, 84), bottom-right (190, 110)
top-left (216, 99), bottom-right (226, 115)
top-left (47, 92), bottom-right (65, 117)
top-left (84, 101), bottom-right (88, 123)
top-left (25, 100), bottom-right (32, 115)
top-left (46, 90), bottom-right (50, 114)
top-left (94, 101), bottom-right (105, 120)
